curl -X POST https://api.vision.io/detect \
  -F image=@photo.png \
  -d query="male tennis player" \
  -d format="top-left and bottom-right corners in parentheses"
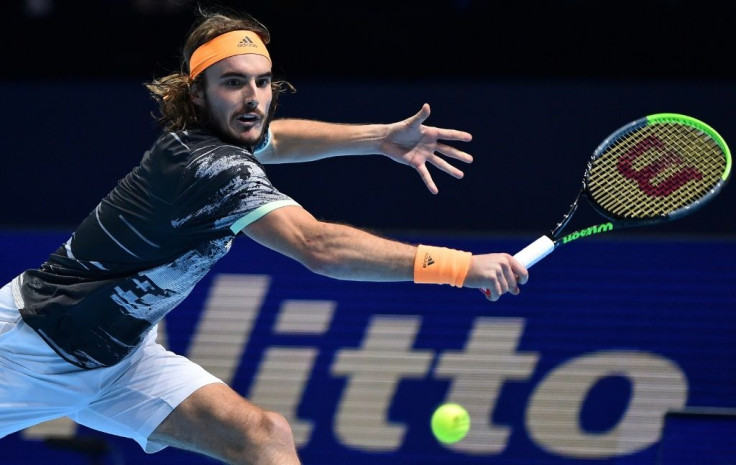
top-left (0, 7), bottom-right (528, 465)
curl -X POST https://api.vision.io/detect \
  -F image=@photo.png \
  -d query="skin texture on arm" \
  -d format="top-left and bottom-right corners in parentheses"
top-left (243, 205), bottom-right (528, 300)
top-left (259, 104), bottom-right (473, 194)
top-left (244, 205), bottom-right (416, 281)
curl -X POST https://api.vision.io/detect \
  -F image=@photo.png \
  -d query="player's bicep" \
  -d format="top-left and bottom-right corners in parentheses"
top-left (242, 205), bottom-right (320, 265)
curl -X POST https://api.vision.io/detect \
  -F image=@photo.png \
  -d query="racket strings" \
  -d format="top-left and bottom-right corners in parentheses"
top-left (586, 123), bottom-right (726, 219)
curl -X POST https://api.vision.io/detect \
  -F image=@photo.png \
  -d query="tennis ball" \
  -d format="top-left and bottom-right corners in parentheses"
top-left (431, 403), bottom-right (470, 444)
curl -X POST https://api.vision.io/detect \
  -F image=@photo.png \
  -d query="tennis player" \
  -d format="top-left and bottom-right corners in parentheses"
top-left (0, 7), bottom-right (528, 465)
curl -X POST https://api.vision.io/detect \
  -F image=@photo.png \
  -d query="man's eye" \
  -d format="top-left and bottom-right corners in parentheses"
top-left (256, 78), bottom-right (271, 88)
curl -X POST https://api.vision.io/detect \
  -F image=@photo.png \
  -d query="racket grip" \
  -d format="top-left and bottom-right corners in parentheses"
top-left (513, 235), bottom-right (555, 269)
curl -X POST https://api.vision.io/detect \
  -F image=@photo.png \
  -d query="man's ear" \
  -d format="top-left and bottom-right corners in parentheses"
top-left (190, 82), bottom-right (205, 107)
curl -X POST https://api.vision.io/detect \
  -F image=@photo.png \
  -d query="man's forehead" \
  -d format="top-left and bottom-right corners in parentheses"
top-left (207, 54), bottom-right (272, 77)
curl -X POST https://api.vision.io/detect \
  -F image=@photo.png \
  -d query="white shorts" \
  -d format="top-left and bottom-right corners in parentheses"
top-left (0, 280), bottom-right (224, 453)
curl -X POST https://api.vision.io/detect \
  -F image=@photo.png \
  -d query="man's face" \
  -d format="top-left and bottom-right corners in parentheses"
top-left (193, 54), bottom-right (273, 146)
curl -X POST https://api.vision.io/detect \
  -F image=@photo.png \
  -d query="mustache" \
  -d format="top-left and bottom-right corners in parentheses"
top-left (238, 107), bottom-right (265, 117)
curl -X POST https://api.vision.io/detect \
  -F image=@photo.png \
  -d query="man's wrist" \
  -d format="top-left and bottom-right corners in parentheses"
top-left (413, 245), bottom-right (472, 287)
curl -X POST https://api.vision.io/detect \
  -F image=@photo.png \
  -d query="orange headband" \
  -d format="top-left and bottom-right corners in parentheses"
top-left (189, 30), bottom-right (271, 79)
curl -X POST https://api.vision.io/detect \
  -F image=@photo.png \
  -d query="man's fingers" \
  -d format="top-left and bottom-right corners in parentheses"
top-left (435, 129), bottom-right (473, 144)
top-left (416, 164), bottom-right (438, 194)
top-left (408, 103), bottom-right (431, 127)
top-left (512, 262), bottom-right (529, 285)
top-left (428, 156), bottom-right (465, 179)
top-left (434, 143), bottom-right (473, 163)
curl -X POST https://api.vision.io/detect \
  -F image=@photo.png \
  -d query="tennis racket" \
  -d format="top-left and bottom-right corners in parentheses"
top-left (482, 113), bottom-right (731, 297)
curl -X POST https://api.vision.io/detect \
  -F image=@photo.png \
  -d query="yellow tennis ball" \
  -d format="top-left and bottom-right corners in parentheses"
top-left (431, 403), bottom-right (470, 444)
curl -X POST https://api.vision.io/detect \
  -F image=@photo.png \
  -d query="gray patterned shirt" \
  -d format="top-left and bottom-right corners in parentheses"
top-left (15, 129), bottom-right (298, 369)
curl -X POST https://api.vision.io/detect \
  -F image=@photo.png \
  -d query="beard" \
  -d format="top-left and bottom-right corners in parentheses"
top-left (199, 97), bottom-right (276, 151)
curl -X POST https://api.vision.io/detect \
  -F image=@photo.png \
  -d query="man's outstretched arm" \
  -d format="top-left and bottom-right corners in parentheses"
top-left (259, 104), bottom-right (473, 194)
top-left (243, 205), bottom-right (527, 301)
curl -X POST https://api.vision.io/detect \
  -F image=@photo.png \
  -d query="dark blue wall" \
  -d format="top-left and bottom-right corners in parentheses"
top-left (1, 79), bottom-right (734, 236)
top-left (2, 0), bottom-right (734, 236)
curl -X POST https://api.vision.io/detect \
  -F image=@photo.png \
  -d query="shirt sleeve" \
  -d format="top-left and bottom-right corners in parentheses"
top-left (172, 144), bottom-right (298, 237)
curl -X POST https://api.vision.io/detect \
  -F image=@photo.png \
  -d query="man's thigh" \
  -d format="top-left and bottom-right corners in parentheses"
top-left (72, 334), bottom-right (223, 453)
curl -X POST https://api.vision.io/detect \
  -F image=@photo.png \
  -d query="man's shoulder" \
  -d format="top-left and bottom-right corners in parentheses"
top-left (151, 131), bottom-right (263, 182)
top-left (153, 129), bottom-right (216, 153)
top-left (154, 130), bottom-right (254, 158)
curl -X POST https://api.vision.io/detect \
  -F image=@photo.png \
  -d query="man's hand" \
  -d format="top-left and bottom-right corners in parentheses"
top-left (380, 103), bottom-right (473, 194)
top-left (463, 253), bottom-right (529, 302)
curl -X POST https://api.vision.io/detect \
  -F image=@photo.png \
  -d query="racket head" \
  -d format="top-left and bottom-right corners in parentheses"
top-left (583, 113), bottom-right (731, 226)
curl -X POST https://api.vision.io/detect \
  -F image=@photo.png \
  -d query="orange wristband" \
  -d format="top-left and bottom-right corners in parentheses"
top-left (413, 245), bottom-right (472, 287)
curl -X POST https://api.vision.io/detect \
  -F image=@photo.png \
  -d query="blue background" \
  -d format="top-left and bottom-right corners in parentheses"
top-left (1, 231), bottom-right (734, 464)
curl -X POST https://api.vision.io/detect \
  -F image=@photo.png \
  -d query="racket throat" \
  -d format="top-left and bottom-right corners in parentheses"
top-left (550, 191), bottom-right (583, 238)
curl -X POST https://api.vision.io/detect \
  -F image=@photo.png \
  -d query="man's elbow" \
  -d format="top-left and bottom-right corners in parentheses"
top-left (294, 237), bottom-right (339, 277)
top-left (300, 250), bottom-right (338, 277)
top-left (289, 221), bottom-right (345, 278)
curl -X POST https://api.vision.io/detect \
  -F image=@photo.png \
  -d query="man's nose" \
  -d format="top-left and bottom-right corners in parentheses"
top-left (243, 84), bottom-right (258, 109)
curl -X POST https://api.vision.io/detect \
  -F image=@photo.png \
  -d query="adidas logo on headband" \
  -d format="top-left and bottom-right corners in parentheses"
top-left (238, 36), bottom-right (255, 47)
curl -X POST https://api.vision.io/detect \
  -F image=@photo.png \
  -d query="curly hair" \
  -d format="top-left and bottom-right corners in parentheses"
top-left (145, 6), bottom-right (294, 132)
